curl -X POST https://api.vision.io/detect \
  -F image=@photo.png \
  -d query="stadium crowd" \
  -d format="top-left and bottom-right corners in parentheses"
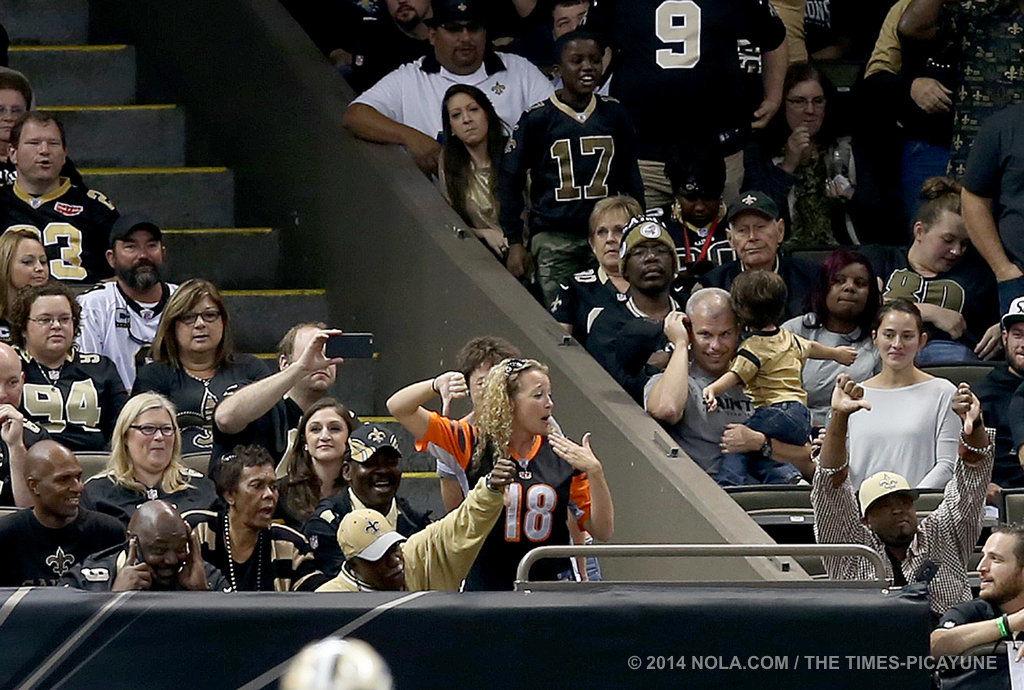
top-left (3, 0), bottom-right (1024, 678)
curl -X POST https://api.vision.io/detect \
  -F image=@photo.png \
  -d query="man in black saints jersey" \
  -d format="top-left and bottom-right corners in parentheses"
top-left (0, 341), bottom-right (49, 506)
top-left (64, 499), bottom-right (228, 592)
top-left (0, 112), bottom-right (118, 283)
top-left (10, 282), bottom-right (127, 451)
top-left (499, 29), bottom-right (644, 306)
top-left (0, 440), bottom-right (123, 586)
top-left (586, 0), bottom-right (788, 206)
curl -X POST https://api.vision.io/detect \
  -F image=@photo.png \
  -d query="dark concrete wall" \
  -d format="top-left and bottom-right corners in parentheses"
top-left (98, 0), bottom-right (806, 582)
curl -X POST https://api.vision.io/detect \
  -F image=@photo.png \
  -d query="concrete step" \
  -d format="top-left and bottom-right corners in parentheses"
top-left (163, 228), bottom-right (278, 290)
top-left (223, 289), bottom-right (329, 353)
top-left (39, 105), bottom-right (186, 167)
top-left (79, 166), bottom-right (234, 228)
top-left (1, 0), bottom-right (89, 45)
top-left (9, 45), bottom-right (136, 106)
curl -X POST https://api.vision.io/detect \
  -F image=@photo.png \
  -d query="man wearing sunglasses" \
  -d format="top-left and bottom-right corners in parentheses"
top-left (343, 0), bottom-right (554, 175)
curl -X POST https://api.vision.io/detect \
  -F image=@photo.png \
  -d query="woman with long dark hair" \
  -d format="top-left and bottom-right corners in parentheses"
top-left (782, 249), bottom-right (881, 427)
top-left (438, 84), bottom-right (509, 258)
top-left (743, 62), bottom-right (860, 248)
top-left (275, 397), bottom-right (356, 529)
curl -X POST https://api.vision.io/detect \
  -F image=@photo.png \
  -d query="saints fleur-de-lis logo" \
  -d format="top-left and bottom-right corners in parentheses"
top-left (741, 194), bottom-right (757, 205)
top-left (46, 546), bottom-right (75, 576)
top-left (364, 520), bottom-right (381, 534)
top-left (492, 82), bottom-right (506, 96)
top-left (368, 428), bottom-right (387, 443)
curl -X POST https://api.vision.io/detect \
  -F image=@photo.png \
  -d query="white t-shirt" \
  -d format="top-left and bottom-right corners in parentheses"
top-left (353, 52), bottom-right (555, 140)
top-left (76, 281), bottom-right (178, 391)
top-left (846, 377), bottom-right (960, 490)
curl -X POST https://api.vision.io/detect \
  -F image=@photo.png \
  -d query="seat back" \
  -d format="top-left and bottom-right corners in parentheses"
top-left (726, 486), bottom-right (813, 515)
top-left (76, 452), bottom-right (111, 482)
top-left (922, 365), bottom-right (997, 389)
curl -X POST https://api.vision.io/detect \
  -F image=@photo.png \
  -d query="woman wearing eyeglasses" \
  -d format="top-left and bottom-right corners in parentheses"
top-left (742, 62), bottom-right (863, 249)
top-left (9, 282), bottom-right (127, 450)
top-left (133, 279), bottom-right (270, 460)
top-left (387, 357), bottom-right (615, 591)
top-left (81, 392), bottom-right (217, 526)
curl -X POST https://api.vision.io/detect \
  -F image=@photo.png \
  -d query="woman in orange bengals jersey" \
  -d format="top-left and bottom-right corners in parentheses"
top-left (388, 357), bottom-right (614, 590)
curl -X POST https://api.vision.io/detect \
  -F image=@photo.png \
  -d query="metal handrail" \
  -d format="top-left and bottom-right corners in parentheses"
top-left (514, 543), bottom-right (889, 589)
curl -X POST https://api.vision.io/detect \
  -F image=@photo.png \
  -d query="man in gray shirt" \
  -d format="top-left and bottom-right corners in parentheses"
top-left (645, 288), bottom-right (813, 479)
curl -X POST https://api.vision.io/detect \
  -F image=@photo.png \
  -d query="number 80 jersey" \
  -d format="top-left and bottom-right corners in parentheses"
top-left (415, 411), bottom-right (593, 591)
top-left (19, 348), bottom-right (128, 452)
top-left (0, 178), bottom-right (118, 283)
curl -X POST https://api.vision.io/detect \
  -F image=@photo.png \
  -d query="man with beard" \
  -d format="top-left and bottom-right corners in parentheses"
top-left (77, 214), bottom-right (178, 391)
top-left (932, 527), bottom-right (1024, 657)
top-left (976, 297), bottom-right (1024, 505)
top-left (586, 216), bottom-right (679, 402)
top-left (0, 112), bottom-right (119, 283)
top-left (0, 440), bottom-right (123, 585)
top-left (813, 373), bottom-right (992, 618)
top-left (64, 499), bottom-right (228, 591)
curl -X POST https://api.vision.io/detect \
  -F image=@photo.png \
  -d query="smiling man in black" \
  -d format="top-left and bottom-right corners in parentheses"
top-left (0, 440), bottom-right (122, 585)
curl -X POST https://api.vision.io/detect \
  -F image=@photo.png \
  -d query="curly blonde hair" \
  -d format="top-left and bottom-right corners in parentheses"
top-left (469, 358), bottom-right (549, 477)
top-left (106, 392), bottom-right (191, 494)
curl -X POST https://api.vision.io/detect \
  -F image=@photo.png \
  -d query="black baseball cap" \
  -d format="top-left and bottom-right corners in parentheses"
top-left (727, 191), bottom-right (780, 224)
top-left (425, 0), bottom-right (485, 27)
top-left (109, 212), bottom-right (162, 248)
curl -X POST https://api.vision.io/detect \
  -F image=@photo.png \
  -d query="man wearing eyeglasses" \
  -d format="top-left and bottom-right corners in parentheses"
top-left (0, 112), bottom-right (119, 283)
top-left (76, 214), bottom-right (179, 391)
top-left (342, 0), bottom-right (554, 175)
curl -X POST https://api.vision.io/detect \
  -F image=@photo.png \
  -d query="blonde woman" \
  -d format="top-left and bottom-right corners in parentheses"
top-left (387, 357), bottom-right (614, 591)
top-left (0, 227), bottom-right (48, 342)
top-left (82, 392), bottom-right (217, 526)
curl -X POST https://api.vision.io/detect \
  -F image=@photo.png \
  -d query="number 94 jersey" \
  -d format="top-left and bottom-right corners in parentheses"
top-left (19, 348), bottom-right (128, 452)
top-left (588, 0), bottom-right (786, 160)
top-left (0, 178), bottom-right (118, 283)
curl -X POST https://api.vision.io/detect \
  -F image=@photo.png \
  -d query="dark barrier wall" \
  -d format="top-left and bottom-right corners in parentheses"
top-left (0, 587), bottom-right (933, 689)
top-left (97, 0), bottom-right (802, 582)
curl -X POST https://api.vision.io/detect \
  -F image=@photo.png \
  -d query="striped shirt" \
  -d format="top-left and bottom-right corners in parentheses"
top-left (183, 509), bottom-right (327, 592)
top-left (811, 437), bottom-right (993, 616)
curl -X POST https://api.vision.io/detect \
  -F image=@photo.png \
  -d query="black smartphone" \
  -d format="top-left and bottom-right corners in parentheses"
top-left (325, 333), bottom-right (375, 359)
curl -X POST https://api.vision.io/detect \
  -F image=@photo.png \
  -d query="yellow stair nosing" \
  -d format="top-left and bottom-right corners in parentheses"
top-left (10, 44), bottom-right (130, 52)
top-left (402, 472), bottom-right (439, 479)
top-left (79, 166), bottom-right (228, 175)
top-left (222, 289), bottom-right (326, 297)
top-left (163, 227), bottom-right (273, 236)
top-left (361, 416), bottom-right (398, 423)
top-left (38, 104), bottom-right (177, 112)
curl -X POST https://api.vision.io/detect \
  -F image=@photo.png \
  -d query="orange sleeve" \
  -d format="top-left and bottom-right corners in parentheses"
top-left (569, 472), bottom-right (592, 530)
top-left (414, 411), bottom-right (475, 470)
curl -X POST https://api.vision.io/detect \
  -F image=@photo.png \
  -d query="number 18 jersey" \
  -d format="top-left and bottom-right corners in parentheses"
top-left (589, 0), bottom-right (786, 161)
top-left (416, 412), bottom-right (593, 591)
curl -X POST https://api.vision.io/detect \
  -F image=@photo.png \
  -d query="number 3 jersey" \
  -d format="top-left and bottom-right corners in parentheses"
top-left (19, 347), bottom-right (128, 451)
top-left (416, 411), bottom-right (593, 591)
top-left (498, 93), bottom-right (644, 244)
top-left (0, 177), bottom-right (118, 283)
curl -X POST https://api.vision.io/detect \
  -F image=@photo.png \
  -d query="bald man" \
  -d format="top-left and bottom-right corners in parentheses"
top-left (0, 441), bottom-right (123, 585)
top-left (65, 500), bottom-right (228, 591)
top-left (0, 341), bottom-right (48, 506)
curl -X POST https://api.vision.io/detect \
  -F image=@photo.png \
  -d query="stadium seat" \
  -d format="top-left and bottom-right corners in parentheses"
top-left (922, 365), bottom-right (997, 389)
top-left (181, 452), bottom-right (212, 476)
top-left (0, 506), bottom-right (23, 519)
top-left (76, 452), bottom-right (110, 481)
top-left (726, 485), bottom-right (812, 517)
top-left (1002, 489), bottom-right (1024, 525)
top-left (914, 489), bottom-right (945, 516)
top-left (791, 249), bottom-right (835, 267)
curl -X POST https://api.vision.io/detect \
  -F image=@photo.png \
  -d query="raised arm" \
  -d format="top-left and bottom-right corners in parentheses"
top-left (386, 371), bottom-right (467, 440)
top-left (1, 407), bottom-right (32, 507)
top-left (644, 312), bottom-right (690, 424)
top-left (820, 374), bottom-right (872, 470)
top-left (213, 329), bottom-right (342, 434)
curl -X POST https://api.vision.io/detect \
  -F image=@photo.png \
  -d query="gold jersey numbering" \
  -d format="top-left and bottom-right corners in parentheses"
top-left (23, 378), bottom-right (102, 433)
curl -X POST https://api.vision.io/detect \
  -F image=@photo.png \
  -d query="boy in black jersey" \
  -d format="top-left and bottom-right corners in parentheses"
top-left (499, 29), bottom-right (644, 306)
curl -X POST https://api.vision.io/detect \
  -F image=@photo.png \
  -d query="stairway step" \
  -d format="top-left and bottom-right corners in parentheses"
top-left (39, 105), bottom-right (186, 167)
top-left (78, 166), bottom-right (234, 228)
top-left (163, 228), bottom-right (278, 290)
top-left (223, 290), bottom-right (329, 353)
top-left (1, 0), bottom-right (89, 45)
top-left (9, 45), bottom-right (136, 106)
